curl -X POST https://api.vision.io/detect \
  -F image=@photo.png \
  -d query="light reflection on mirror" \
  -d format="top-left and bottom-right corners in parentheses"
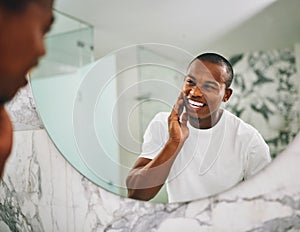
top-left (31, 0), bottom-right (300, 203)
top-left (72, 44), bottom-right (193, 201)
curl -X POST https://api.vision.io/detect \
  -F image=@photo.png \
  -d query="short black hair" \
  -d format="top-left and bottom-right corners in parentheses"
top-left (190, 52), bottom-right (234, 88)
top-left (0, 0), bottom-right (52, 12)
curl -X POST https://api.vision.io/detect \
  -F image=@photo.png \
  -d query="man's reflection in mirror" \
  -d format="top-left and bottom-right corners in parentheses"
top-left (126, 53), bottom-right (271, 203)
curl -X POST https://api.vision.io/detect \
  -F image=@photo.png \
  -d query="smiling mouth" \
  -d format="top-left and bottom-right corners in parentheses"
top-left (187, 99), bottom-right (206, 109)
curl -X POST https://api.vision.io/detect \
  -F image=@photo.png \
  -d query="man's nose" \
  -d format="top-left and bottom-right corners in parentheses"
top-left (37, 39), bottom-right (46, 57)
top-left (39, 43), bottom-right (46, 57)
top-left (190, 86), bottom-right (203, 96)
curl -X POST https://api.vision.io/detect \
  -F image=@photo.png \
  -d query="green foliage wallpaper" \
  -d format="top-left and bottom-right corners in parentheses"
top-left (227, 48), bottom-right (300, 158)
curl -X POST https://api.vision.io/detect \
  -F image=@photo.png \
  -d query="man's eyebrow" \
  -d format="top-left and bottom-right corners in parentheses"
top-left (186, 75), bottom-right (219, 85)
top-left (186, 74), bottom-right (196, 80)
top-left (205, 81), bottom-right (220, 87)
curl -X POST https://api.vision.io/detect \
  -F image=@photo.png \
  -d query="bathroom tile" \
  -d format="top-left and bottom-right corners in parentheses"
top-left (1, 130), bottom-right (69, 231)
top-left (157, 218), bottom-right (206, 232)
top-left (211, 200), bottom-right (294, 232)
top-left (5, 85), bottom-right (44, 131)
top-left (1, 129), bottom-right (300, 231)
top-left (185, 199), bottom-right (211, 218)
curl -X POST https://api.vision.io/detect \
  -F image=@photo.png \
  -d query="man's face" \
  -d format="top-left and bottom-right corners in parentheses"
top-left (0, 1), bottom-right (54, 104)
top-left (182, 59), bottom-right (232, 122)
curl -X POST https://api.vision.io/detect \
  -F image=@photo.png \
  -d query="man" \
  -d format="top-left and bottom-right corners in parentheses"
top-left (126, 53), bottom-right (271, 203)
top-left (0, 0), bottom-right (54, 176)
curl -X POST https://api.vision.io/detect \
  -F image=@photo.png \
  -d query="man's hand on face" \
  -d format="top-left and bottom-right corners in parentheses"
top-left (168, 92), bottom-right (189, 144)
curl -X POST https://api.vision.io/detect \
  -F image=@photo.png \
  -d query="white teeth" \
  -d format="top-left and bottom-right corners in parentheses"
top-left (188, 99), bottom-right (204, 108)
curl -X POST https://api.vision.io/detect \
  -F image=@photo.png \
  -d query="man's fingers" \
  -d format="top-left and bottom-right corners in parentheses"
top-left (169, 106), bottom-right (179, 122)
top-left (181, 112), bottom-right (188, 127)
top-left (171, 92), bottom-right (185, 116)
top-left (177, 99), bottom-right (184, 116)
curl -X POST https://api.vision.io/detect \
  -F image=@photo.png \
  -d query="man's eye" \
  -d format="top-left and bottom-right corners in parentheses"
top-left (203, 84), bottom-right (216, 90)
top-left (186, 79), bottom-right (195, 85)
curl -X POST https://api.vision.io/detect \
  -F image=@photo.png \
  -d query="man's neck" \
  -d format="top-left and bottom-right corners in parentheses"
top-left (0, 104), bottom-right (13, 177)
top-left (188, 109), bottom-right (224, 129)
top-left (0, 105), bottom-right (5, 115)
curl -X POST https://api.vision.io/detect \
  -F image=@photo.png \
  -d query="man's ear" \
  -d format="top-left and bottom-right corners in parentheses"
top-left (223, 88), bottom-right (233, 102)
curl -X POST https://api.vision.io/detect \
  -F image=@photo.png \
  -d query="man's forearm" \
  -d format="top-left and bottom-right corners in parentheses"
top-left (126, 139), bottom-right (183, 200)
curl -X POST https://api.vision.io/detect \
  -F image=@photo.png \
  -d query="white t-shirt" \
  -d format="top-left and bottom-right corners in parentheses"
top-left (139, 109), bottom-right (271, 203)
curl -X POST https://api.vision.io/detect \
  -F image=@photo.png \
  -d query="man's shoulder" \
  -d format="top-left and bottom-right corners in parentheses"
top-left (223, 110), bottom-right (268, 154)
top-left (224, 109), bottom-right (260, 135)
top-left (152, 112), bottom-right (170, 122)
top-left (145, 112), bottom-right (170, 130)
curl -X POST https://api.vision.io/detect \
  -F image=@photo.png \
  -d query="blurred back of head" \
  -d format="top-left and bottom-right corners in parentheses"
top-left (0, 0), bottom-right (53, 12)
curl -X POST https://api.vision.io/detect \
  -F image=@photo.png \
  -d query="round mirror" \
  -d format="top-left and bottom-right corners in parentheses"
top-left (31, 0), bottom-right (300, 203)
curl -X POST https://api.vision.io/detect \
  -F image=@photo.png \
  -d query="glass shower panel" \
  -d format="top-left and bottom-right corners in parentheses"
top-left (137, 46), bottom-right (184, 141)
top-left (134, 46), bottom-right (186, 203)
top-left (31, 10), bottom-right (94, 79)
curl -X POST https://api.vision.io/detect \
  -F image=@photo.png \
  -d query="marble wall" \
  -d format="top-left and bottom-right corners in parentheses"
top-left (227, 47), bottom-right (300, 158)
top-left (1, 45), bottom-right (300, 231)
